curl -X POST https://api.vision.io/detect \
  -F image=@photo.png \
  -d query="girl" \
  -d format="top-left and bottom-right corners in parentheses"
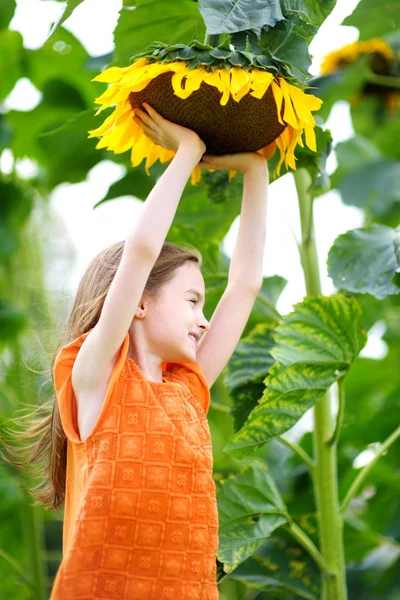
top-left (5, 103), bottom-right (269, 600)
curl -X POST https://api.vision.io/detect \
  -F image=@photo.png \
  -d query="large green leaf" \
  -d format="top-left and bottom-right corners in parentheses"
top-left (224, 294), bottom-right (367, 459)
top-left (43, 0), bottom-right (86, 41)
top-left (0, 0), bottom-right (15, 30)
top-left (225, 323), bottom-right (278, 431)
top-left (259, 17), bottom-right (315, 83)
top-left (343, 0), bottom-right (400, 41)
top-left (338, 159), bottom-right (400, 217)
top-left (198, 0), bottom-right (283, 35)
top-left (37, 109), bottom-right (110, 188)
top-left (226, 323), bottom-right (278, 390)
top-left (327, 225), bottom-right (400, 299)
top-left (281, 0), bottom-right (336, 27)
top-left (25, 27), bottom-right (97, 106)
top-left (331, 135), bottom-right (382, 189)
top-left (114, 1), bottom-right (205, 65)
top-left (216, 460), bottom-right (288, 572)
top-left (227, 529), bottom-right (320, 598)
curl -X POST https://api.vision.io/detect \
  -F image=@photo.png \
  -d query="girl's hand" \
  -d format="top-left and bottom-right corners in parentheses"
top-left (133, 103), bottom-right (206, 156)
top-left (197, 152), bottom-right (267, 174)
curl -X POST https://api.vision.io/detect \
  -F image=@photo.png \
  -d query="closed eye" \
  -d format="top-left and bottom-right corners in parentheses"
top-left (189, 299), bottom-right (197, 304)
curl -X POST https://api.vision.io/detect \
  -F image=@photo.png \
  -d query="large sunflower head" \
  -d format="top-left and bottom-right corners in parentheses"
top-left (88, 40), bottom-right (322, 185)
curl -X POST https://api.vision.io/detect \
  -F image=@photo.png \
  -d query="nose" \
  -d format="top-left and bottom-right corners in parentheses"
top-left (198, 316), bottom-right (210, 332)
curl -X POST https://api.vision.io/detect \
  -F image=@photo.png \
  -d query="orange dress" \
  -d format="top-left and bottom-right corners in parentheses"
top-left (49, 329), bottom-right (219, 600)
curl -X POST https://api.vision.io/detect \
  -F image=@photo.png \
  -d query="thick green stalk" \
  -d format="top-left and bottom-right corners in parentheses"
top-left (294, 168), bottom-right (347, 600)
top-left (204, 33), bottom-right (221, 46)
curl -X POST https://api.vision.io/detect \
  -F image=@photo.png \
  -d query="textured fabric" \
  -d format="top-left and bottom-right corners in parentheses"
top-left (49, 329), bottom-right (219, 600)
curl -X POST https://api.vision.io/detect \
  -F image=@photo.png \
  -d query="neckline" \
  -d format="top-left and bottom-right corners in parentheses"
top-left (125, 356), bottom-right (180, 387)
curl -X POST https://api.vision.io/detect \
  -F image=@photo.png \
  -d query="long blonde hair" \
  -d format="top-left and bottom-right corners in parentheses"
top-left (1, 241), bottom-right (202, 510)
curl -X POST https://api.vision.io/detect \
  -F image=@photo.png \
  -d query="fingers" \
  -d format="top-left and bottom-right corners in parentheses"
top-left (142, 102), bottom-right (164, 122)
top-left (133, 108), bottom-right (157, 133)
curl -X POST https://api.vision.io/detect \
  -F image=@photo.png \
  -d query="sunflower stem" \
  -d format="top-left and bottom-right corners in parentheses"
top-left (204, 33), bottom-right (221, 47)
top-left (327, 379), bottom-right (345, 447)
top-left (294, 168), bottom-right (348, 600)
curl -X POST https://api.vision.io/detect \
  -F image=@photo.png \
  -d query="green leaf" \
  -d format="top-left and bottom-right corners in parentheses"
top-left (338, 158), bottom-right (400, 217)
top-left (198, 0), bottom-right (283, 35)
top-left (226, 323), bottom-right (278, 390)
top-left (114, 1), bottom-right (205, 65)
top-left (216, 460), bottom-right (288, 572)
top-left (259, 17), bottom-right (315, 83)
top-left (281, 0), bottom-right (336, 27)
top-left (327, 224), bottom-right (400, 299)
top-left (44, 0), bottom-right (85, 42)
top-left (25, 27), bottom-right (97, 106)
top-left (0, 0), bottom-right (16, 30)
top-left (223, 294), bottom-right (367, 459)
top-left (226, 323), bottom-right (278, 432)
top-left (331, 135), bottom-right (382, 189)
top-left (343, 0), bottom-right (400, 41)
top-left (0, 29), bottom-right (24, 102)
top-left (37, 109), bottom-right (109, 187)
top-left (228, 529), bottom-right (320, 598)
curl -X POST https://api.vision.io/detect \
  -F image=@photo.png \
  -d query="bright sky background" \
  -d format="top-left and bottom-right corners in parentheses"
top-left (3, 0), bottom-right (387, 362)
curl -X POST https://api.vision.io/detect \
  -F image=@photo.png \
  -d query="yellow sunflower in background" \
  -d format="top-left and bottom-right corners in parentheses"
top-left (320, 39), bottom-right (394, 75)
top-left (320, 38), bottom-right (399, 113)
top-left (88, 41), bottom-right (322, 185)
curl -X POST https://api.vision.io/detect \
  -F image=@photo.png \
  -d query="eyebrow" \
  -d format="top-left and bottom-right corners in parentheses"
top-left (186, 288), bottom-right (205, 303)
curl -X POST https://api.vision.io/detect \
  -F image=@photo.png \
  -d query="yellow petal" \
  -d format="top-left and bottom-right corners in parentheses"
top-left (130, 133), bottom-right (150, 168)
top-left (249, 70), bottom-right (273, 100)
top-left (230, 67), bottom-right (251, 102)
top-left (259, 141), bottom-right (277, 161)
top-left (228, 169), bottom-right (238, 182)
top-left (91, 66), bottom-right (130, 83)
top-left (271, 81), bottom-right (284, 125)
top-left (191, 165), bottom-right (202, 186)
top-left (144, 142), bottom-right (161, 175)
top-left (158, 147), bottom-right (175, 163)
top-left (304, 123), bottom-right (317, 152)
top-left (204, 70), bottom-right (223, 93)
top-left (278, 77), bottom-right (298, 129)
top-left (218, 68), bottom-right (231, 106)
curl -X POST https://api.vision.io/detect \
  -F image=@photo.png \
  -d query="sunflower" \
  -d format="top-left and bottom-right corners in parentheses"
top-left (88, 42), bottom-right (322, 185)
top-left (320, 39), bottom-right (394, 76)
top-left (320, 38), bottom-right (399, 114)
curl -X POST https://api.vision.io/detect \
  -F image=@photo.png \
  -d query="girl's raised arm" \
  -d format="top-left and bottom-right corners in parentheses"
top-left (73, 106), bottom-right (205, 384)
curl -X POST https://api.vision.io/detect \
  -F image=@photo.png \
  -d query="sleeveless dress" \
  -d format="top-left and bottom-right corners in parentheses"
top-left (49, 329), bottom-right (219, 600)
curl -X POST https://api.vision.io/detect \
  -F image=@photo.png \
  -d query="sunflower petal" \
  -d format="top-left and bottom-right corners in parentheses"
top-left (279, 77), bottom-right (298, 129)
top-left (271, 81), bottom-right (284, 125)
top-left (250, 70), bottom-right (273, 100)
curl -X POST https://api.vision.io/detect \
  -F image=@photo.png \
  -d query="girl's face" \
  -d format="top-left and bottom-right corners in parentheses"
top-left (142, 262), bottom-right (210, 363)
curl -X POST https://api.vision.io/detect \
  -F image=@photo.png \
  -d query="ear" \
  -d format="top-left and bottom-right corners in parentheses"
top-left (135, 294), bottom-right (148, 319)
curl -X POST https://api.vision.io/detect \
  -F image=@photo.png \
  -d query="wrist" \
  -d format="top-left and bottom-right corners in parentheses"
top-left (176, 142), bottom-right (204, 163)
top-left (242, 157), bottom-right (268, 176)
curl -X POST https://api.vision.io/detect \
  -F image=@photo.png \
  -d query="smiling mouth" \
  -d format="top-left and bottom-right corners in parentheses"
top-left (188, 334), bottom-right (197, 348)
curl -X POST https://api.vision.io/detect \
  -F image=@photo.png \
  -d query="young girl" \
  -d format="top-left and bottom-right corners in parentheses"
top-left (9, 103), bottom-right (269, 599)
